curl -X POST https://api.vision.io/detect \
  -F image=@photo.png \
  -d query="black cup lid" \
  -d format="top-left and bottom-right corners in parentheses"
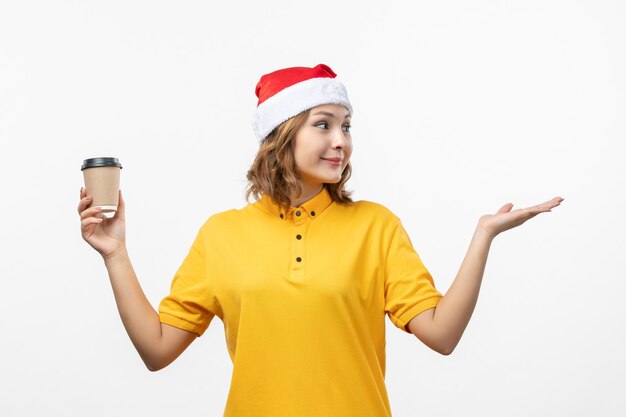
top-left (81, 157), bottom-right (123, 171)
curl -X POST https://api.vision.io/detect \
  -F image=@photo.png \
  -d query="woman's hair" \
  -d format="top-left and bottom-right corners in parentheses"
top-left (244, 109), bottom-right (354, 214)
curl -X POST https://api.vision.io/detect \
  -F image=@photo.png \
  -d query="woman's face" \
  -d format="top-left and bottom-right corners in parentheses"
top-left (293, 103), bottom-right (352, 189)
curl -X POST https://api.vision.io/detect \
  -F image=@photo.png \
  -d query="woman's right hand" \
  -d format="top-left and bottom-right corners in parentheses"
top-left (78, 187), bottom-right (127, 260)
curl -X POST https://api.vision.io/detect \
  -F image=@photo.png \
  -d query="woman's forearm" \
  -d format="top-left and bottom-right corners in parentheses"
top-left (433, 225), bottom-right (494, 354)
top-left (103, 247), bottom-right (163, 370)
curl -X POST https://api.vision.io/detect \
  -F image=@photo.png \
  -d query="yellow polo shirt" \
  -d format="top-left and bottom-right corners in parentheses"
top-left (158, 186), bottom-right (443, 417)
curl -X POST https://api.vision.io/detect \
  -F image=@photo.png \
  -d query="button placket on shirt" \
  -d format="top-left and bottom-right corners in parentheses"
top-left (288, 208), bottom-right (309, 283)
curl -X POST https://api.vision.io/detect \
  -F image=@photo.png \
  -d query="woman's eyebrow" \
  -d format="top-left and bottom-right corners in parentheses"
top-left (311, 111), bottom-right (351, 119)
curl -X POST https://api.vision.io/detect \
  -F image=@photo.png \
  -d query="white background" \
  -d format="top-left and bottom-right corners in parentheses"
top-left (1, 1), bottom-right (624, 416)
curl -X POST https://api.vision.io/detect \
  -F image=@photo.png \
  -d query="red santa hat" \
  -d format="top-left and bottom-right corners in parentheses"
top-left (251, 63), bottom-right (353, 142)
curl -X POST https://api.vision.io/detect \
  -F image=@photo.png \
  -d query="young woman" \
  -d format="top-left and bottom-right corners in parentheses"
top-left (77, 63), bottom-right (563, 417)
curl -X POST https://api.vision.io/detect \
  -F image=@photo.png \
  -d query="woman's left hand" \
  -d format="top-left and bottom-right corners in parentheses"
top-left (477, 196), bottom-right (564, 239)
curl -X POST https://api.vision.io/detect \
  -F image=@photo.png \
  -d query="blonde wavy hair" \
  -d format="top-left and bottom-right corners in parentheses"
top-left (244, 109), bottom-right (354, 214)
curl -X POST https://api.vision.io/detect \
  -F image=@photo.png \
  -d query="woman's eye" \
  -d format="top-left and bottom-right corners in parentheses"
top-left (314, 122), bottom-right (351, 132)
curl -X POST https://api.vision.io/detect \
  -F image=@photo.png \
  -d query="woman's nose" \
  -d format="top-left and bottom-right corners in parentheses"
top-left (331, 127), bottom-right (349, 148)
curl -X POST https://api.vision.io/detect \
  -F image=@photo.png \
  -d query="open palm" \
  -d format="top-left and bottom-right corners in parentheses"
top-left (478, 196), bottom-right (564, 239)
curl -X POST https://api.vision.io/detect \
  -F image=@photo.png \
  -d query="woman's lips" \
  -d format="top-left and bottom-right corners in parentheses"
top-left (321, 158), bottom-right (342, 166)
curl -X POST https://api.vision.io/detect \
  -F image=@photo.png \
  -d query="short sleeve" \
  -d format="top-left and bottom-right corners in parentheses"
top-left (384, 218), bottom-right (443, 333)
top-left (158, 223), bottom-right (217, 337)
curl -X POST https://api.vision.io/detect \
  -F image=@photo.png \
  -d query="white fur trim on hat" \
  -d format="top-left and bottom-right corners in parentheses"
top-left (252, 77), bottom-right (353, 142)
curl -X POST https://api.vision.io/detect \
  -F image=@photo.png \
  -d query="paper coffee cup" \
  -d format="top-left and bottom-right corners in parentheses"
top-left (81, 157), bottom-right (123, 219)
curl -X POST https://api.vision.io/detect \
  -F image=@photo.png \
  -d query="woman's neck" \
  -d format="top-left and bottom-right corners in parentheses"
top-left (290, 183), bottom-right (324, 207)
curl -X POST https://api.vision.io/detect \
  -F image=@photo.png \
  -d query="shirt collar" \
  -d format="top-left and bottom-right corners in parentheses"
top-left (257, 186), bottom-right (334, 221)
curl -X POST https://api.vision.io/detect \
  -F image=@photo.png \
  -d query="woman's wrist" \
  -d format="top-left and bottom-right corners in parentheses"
top-left (475, 220), bottom-right (496, 242)
top-left (103, 244), bottom-right (129, 265)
